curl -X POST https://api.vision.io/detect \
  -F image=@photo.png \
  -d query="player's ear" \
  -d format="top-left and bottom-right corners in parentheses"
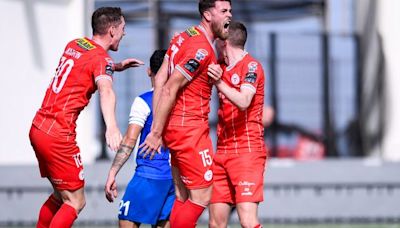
top-left (203, 10), bottom-right (212, 22)
top-left (147, 68), bottom-right (152, 77)
top-left (109, 26), bottom-right (115, 38)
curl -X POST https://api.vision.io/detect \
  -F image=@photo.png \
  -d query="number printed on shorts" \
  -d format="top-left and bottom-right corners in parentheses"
top-left (199, 149), bottom-right (212, 167)
top-left (119, 200), bottom-right (130, 216)
top-left (52, 56), bottom-right (74, 93)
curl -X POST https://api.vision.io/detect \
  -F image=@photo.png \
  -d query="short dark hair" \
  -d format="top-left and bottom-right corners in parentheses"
top-left (228, 21), bottom-right (247, 49)
top-left (150, 49), bottom-right (167, 74)
top-left (198, 0), bottom-right (231, 17)
top-left (92, 7), bottom-right (124, 35)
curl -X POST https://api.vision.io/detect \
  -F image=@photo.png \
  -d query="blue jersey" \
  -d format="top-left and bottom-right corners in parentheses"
top-left (129, 90), bottom-right (171, 180)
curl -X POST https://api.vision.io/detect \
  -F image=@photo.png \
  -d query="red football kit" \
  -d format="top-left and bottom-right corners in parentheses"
top-left (211, 52), bottom-right (267, 204)
top-left (29, 37), bottom-right (114, 190)
top-left (162, 26), bottom-right (217, 189)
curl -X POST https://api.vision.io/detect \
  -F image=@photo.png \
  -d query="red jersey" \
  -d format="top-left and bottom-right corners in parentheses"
top-left (217, 53), bottom-right (266, 154)
top-left (165, 26), bottom-right (217, 126)
top-left (32, 37), bottom-right (114, 141)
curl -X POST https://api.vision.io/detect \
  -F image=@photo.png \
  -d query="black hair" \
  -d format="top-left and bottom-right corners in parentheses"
top-left (198, 0), bottom-right (231, 17)
top-left (150, 49), bottom-right (167, 74)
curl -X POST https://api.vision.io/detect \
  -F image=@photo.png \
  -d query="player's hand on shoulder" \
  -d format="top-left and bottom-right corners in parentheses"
top-left (105, 175), bottom-right (118, 203)
top-left (208, 62), bottom-right (223, 83)
top-left (105, 126), bottom-right (122, 152)
top-left (139, 131), bottom-right (162, 160)
top-left (114, 58), bottom-right (144, 72)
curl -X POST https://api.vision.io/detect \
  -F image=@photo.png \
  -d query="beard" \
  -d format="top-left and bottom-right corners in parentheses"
top-left (212, 20), bottom-right (228, 40)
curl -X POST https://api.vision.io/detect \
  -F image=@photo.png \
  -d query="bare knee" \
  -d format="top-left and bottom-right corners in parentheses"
top-left (59, 188), bottom-right (86, 213)
top-left (189, 186), bottom-right (212, 206)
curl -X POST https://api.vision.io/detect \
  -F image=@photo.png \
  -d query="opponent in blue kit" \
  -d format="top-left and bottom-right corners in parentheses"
top-left (105, 49), bottom-right (174, 228)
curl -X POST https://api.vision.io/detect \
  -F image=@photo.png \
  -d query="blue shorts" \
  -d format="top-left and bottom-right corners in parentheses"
top-left (118, 175), bottom-right (175, 225)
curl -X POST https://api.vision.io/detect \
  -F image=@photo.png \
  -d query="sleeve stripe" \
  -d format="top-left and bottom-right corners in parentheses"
top-left (176, 65), bottom-right (193, 81)
top-left (95, 75), bottom-right (113, 83)
top-left (241, 84), bottom-right (256, 93)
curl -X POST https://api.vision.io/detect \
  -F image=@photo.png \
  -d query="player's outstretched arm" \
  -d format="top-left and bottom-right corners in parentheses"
top-left (98, 79), bottom-right (122, 152)
top-left (105, 124), bottom-right (142, 203)
top-left (208, 63), bottom-right (255, 111)
top-left (114, 58), bottom-right (144, 72)
top-left (140, 70), bottom-right (189, 159)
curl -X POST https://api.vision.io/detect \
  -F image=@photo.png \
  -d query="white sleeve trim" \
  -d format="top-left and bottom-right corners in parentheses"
top-left (176, 65), bottom-right (193, 81)
top-left (95, 75), bottom-right (113, 83)
top-left (240, 84), bottom-right (257, 93)
top-left (128, 97), bottom-right (151, 127)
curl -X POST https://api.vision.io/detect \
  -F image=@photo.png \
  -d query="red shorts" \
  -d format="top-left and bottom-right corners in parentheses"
top-left (163, 124), bottom-right (214, 189)
top-left (29, 125), bottom-right (84, 191)
top-left (210, 152), bottom-right (267, 204)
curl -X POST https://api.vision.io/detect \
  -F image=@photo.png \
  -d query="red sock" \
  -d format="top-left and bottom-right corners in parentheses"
top-left (254, 224), bottom-right (263, 228)
top-left (49, 203), bottom-right (77, 228)
top-left (170, 199), bottom-right (185, 223)
top-left (37, 194), bottom-right (62, 228)
top-left (170, 200), bottom-right (205, 228)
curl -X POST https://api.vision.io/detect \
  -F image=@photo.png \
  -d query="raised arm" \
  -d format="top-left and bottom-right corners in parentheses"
top-left (113, 58), bottom-right (144, 71)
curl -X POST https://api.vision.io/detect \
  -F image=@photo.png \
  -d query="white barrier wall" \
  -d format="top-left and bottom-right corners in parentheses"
top-left (0, 0), bottom-right (100, 164)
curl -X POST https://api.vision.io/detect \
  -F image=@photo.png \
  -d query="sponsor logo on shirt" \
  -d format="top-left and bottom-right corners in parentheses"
top-left (105, 64), bottom-right (114, 76)
top-left (180, 175), bottom-right (193, 184)
top-left (244, 72), bottom-right (257, 84)
top-left (79, 170), bottom-right (85, 181)
top-left (76, 38), bottom-right (96, 50)
top-left (195, 49), bottom-right (208, 61)
top-left (231, 73), bottom-right (240, 85)
top-left (186, 27), bottom-right (200, 37)
top-left (184, 59), bottom-right (200, 73)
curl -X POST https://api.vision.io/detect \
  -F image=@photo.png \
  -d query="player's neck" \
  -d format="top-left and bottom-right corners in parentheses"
top-left (92, 35), bottom-right (110, 51)
top-left (199, 21), bottom-right (215, 42)
top-left (227, 47), bottom-right (246, 66)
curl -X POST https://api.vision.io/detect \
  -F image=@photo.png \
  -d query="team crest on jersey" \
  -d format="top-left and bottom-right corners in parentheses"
top-left (76, 38), bottom-right (96, 50)
top-left (195, 49), bottom-right (208, 61)
top-left (204, 170), bottom-right (213, 182)
top-left (105, 58), bottom-right (114, 76)
top-left (186, 27), bottom-right (200, 37)
top-left (248, 61), bottom-right (258, 73)
top-left (231, 73), bottom-right (240, 85)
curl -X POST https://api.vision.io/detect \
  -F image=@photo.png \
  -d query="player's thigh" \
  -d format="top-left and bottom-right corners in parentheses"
top-left (58, 186), bottom-right (85, 212)
top-left (209, 202), bottom-right (231, 228)
top-left (171, 166), bottom-right (188, 201)
top-left (188, 185), bottom-right (212, 206)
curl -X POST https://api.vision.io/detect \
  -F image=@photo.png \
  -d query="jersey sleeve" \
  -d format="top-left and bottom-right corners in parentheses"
top-left (240, 61), bottom-right (263, 93)
top-left (175, 45), bottom-right (212, 81)
top-left (93, 56), bottom-right (115, 83)
top-left (128, 96), bottom-right (151, 127)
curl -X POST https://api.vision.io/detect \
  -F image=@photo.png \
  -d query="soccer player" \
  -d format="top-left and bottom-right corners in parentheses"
top-left (104, 49), bottom-right (175, 228)
top-left (207, 21), bottom-right (267, 228)
top-left (139, 1), bottom-right (232, 227)
top-left (29, 7), bottom-right (144, 227)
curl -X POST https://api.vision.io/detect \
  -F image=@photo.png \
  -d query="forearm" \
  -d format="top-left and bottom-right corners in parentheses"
top-left (153, 60), bottom-right (169, 113)
top-left (99, 87), bottom-right (118, 129)
top-left (108, 137), bottom-right (136, 176)
top-left (215, 80), bottom-right (252, 110)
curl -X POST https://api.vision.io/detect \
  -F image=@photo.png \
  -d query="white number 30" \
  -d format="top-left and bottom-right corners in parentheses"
top-left (52, 56), bottom-right (74, 93)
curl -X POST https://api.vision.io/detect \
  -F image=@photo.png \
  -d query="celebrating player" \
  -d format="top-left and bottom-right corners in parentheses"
top-left (207, 21), bottom-right (267, 228)
top-left (104, 49), bottom-right (175, 228)
top-left (139, 0), bottom-right (232, 227)
top-left (29, 7), bottom-right (143, 227)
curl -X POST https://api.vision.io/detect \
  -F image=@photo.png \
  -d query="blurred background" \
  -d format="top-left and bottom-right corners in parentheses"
top-left (1, 0), bottom-right (400, 227)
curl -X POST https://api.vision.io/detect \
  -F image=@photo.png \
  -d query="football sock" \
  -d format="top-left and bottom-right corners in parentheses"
top-left (49, 203), bottom-right (77, 228)
top-left (254, 224), bottom-right (263, 228)
top-left (170, 199), bottom-right (205, 228)
top-left (169, 199), bottom-right (185, 223)
top-left (37, 194), bottom-right (62, 228)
